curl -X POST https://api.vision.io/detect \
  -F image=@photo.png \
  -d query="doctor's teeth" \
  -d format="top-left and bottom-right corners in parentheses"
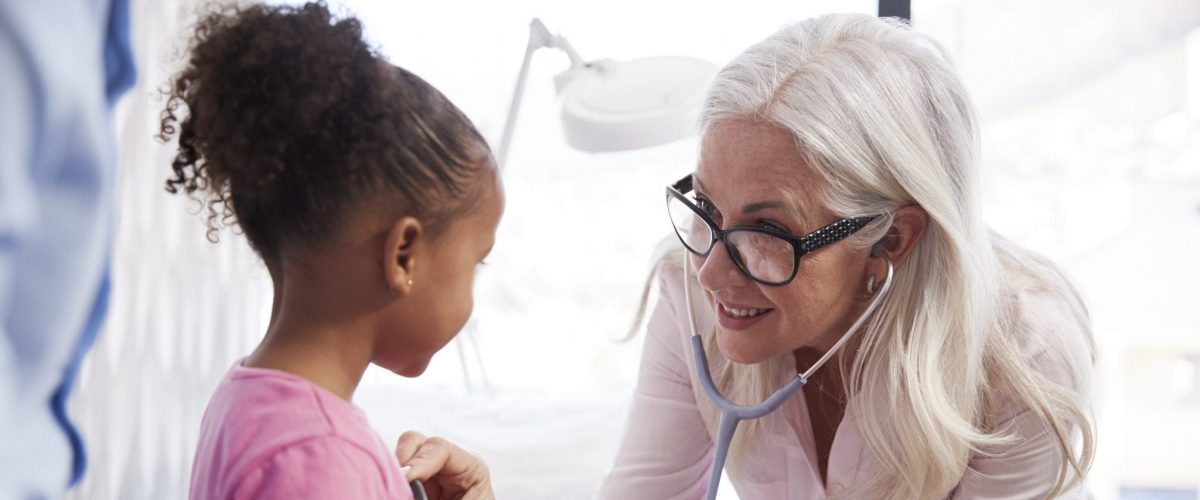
top-left (726, 306), bottom-right (768, 318)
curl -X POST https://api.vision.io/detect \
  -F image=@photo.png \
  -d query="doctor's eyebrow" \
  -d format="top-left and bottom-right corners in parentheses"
top-left (693, 176), bottom-right (792, 215)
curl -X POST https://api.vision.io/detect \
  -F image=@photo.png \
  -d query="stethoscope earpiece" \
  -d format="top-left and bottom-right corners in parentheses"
top-left (870, 240), bottom-right (887, 258)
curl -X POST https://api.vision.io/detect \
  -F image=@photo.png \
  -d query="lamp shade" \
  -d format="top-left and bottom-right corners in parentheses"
top-left (558, 56), bottom-right (717, 152)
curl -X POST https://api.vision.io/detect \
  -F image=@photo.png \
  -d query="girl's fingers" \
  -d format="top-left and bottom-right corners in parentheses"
top-left (423, 480), bottom-right (444, 499)
top-left (462, 484), bottom-right (495, 500)
top-left (394, 430), bottom-right (427, 465)
top-left (404, 436), bottom-right (457, 481)
top-left (396, 432), bottom-right (494, 499)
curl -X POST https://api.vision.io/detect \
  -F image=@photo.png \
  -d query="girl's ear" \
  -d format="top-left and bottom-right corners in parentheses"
top-left (383, 216), bottom-right (422, 297)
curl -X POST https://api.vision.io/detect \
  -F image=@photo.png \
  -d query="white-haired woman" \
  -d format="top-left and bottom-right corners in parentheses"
top-left (599, 13), bottom-right (1095, 500)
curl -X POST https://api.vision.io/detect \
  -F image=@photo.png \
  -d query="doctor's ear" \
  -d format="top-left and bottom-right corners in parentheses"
top-left (383, 216), bottom-right (422, 297)
top-left (870, 205), bottom-right (928, 268)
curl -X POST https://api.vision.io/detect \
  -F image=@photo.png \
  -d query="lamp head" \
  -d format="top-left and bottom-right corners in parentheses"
top-left (557, 56), bottom-right (717, 152)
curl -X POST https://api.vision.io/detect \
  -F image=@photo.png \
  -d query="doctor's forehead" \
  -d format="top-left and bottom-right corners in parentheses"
top-left (696, 121), bottom-right (827, 210)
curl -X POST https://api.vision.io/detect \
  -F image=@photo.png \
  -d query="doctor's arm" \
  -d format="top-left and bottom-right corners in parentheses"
top-left (952, 406), bottom-right (1089, 499)
top-left (953, 318), bottom-right (1094, 500)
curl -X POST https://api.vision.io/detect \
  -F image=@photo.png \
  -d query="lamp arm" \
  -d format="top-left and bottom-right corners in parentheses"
top-left (496, 18), bottom-right (584, 170)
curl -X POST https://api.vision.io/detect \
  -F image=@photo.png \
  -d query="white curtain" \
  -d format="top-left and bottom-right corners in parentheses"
top-left (65, 1), bottom-right (274, 498)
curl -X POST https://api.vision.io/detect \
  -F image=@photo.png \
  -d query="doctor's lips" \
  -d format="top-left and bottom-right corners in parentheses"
top-left (715, 300), bottom-right (775, 331)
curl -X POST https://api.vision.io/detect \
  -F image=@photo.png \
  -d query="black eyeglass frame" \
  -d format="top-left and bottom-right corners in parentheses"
top-left (666, 174), bottom-right (877, 287)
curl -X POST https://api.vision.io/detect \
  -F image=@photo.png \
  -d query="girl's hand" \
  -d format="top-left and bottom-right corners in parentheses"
top-left (395, 431), bottom-right (494, 500)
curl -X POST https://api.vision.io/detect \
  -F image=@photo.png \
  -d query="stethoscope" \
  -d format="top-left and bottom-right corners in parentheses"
top-left (682, 253), bottom-right (894, 500)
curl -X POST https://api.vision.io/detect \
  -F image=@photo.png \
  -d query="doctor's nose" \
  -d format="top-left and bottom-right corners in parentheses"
top-left (695, 240), bottom-right (750, 293)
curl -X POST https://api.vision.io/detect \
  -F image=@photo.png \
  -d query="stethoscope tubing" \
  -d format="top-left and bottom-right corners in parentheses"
top-left (683, 255), bottom-right (894, 500)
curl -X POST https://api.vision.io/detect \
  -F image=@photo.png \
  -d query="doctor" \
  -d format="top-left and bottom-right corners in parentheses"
top-left (599, 13), bottom-right (1095, 499)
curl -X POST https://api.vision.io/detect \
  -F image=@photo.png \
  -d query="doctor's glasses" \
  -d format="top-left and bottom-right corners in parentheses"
top-left (665, 175), bottom-right (876, 287)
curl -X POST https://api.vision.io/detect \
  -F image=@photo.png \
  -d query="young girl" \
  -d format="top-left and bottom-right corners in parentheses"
top-left (159, 3), bottom-right (501, 499)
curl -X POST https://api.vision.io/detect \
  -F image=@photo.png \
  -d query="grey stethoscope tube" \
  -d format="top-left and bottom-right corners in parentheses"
top-left (683, 255), bottom-right (894, 500)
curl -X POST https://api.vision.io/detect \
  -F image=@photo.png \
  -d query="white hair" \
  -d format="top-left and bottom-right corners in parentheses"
top-left (681, 13), bottom-right (1094, 498)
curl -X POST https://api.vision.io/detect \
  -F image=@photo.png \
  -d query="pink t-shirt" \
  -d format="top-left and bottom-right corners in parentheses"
top-left (189, 362), bottom-right (413, 500)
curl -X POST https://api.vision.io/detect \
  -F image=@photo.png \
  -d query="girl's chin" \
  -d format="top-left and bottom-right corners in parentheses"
top-left (380, 357), bottom-right (430, 378)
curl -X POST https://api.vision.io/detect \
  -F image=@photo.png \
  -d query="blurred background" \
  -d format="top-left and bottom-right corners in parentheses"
top-left (63, 0), bottom-right (1199, 498)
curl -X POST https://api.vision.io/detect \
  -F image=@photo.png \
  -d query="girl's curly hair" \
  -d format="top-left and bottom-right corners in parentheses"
top-left (159, 1), bottom-right (492, 263)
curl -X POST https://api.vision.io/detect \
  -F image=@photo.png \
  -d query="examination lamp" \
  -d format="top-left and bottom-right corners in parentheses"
top-left (496, 18), bottom-right (717, 168)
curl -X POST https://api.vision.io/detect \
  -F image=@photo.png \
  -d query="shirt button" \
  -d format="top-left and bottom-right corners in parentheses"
top-left (828, 482), bottom-right (846, 495)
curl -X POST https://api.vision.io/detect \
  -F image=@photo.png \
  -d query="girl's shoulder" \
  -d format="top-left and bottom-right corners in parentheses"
top-left (192, 363), bottom-right (404, 497)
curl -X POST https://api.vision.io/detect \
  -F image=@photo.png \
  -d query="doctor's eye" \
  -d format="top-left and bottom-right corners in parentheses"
top-left (757, 220), bottom-right (790, 233)
top-left (695, 196), bottom-right (719, 218)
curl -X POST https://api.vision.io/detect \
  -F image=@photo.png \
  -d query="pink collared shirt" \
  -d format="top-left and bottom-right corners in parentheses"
top-left (189, 362), bottom-right (413, 500)
top-left (599, 259), bottom-right (1092, 499)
